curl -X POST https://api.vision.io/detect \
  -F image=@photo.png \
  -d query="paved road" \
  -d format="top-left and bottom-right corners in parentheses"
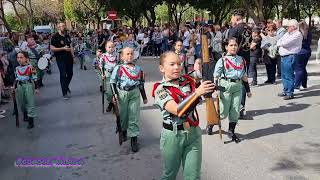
top-left (0, 56), bottom-right (319, 180)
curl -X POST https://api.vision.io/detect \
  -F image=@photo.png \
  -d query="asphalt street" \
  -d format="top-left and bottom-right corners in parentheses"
top-left (0, 54), bottom-right (319, 180)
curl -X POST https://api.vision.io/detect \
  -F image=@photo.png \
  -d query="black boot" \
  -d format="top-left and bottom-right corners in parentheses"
top-left (39, 78), bottom-right (44, 87)
top-left (239, 107), bottom-right (245, 119)
top-left (122, 130), bottom-right (127, 142)
top-left (27, 117), bottom-right (34, 129)
top-left (83, 65), bottom-right (87, 70)
top-left (106, 103), bottom-right (114, 112)
top-left (207, 125), bottom-right (214, 135)
top-left (80, 65), bottom-right (83, 69)
top-left (228, 122), bottom-right (241, 143)
top-left (131, 136), bottom-right (139, 152)
top-left (23, 112), bottom-right (28, 122)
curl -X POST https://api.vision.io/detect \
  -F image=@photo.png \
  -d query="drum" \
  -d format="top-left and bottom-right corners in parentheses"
top-left (134, 51), bottom-right (140, 60)
top-left (38, 57), bottom-right (48, 70)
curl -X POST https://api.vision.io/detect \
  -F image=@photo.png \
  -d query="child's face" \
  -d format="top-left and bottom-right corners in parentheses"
top-left (252, 32), bottom-right (259, 37)
top-left (17, 53), bottom-right (28, 65)
top-left (121, 48), bottom-right (134, 63)
top-left (175, 41), bottom-right (183, 52)
top-left (27, 37), bottom-right (35, 45)
top-left (96, 50), bottom-right (102, 57)
top-left (105, 42), bottom-right (115, 53)
top-left (226, 40), bottom-right (238, 55)
top-left (160, 53), bottom-right (182, 80)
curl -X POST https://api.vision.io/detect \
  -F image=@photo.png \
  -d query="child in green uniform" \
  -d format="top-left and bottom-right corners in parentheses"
top-left (15, 51), bottom-right (39, 129)
top-left (214, 37), bottom-right (252, 143)
top-left (174, 40), bottom-right (188, 75)
top-left (93, 48), bottom-right (103, 92)
top-left (110, 47), bottom-right (148, 152)
top-left (101, 41), bottom-right (120, 112)
top-left (153, 51), bottom-right (215, 180)
top-left (24, 35), bottom-right (45, 87)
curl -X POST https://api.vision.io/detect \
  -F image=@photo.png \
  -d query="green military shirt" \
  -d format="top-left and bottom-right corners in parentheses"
top-left (154, 76), bottom-right (197, 125)
top-left (214, 54), bottom-right (247, 79)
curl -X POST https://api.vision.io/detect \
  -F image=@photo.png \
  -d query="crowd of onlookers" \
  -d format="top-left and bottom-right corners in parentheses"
top-left (0, 18), bottom-right (319, 117)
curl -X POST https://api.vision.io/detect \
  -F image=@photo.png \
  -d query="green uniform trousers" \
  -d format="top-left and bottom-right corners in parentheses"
top-left (16, 82), bottom-right (36, 118)
top-left (219, 79), bottom-right (242, 122)
top-left (30, 59), bottom-right (44, 80)
top-left (118, 88), bottom-right (140, 137)
top-left (104, 73), bottom-right (112, 102)
top-left (160, 126), bottom-right (202, 180)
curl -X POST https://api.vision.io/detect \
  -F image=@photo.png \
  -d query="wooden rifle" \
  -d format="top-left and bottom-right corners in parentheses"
top-left (101, 61), bottom-right (105, 114)
top-left (12, 87), bottom-right (19, 128)
top-left (201, 26), bottom-right (222, 139)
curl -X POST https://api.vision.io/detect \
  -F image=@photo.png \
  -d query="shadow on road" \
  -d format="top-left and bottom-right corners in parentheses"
top-left (270, 141), bottom-right (320, 177)
top-left (244, 103), bottom-right (311, 120)
top-left (240, 123), bottom-right (303, 140)
top-left (140, 105), bottom-right (159, 111)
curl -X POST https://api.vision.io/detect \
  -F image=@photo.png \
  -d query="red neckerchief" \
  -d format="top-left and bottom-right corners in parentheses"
top-left (17, 66), bottom-right (31, 76)
top-left (152, 75), bottom-right (199, 126)
top-left (119, 65), bottom-right (141, 80)
top-left (224, 57), bottom-right (245, 70)
top-left (102, 54), bottom-right (116, 63)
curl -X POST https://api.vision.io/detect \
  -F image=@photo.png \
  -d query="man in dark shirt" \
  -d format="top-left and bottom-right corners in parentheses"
top-left (227, 10), bottom-right (250, 119)
top-left (50, 23), bottom-right (74, 100)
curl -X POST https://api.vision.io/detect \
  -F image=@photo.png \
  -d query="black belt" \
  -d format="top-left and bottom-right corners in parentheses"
top-left (221, 78), bottom-right (241, 82)
top-left (118, 85), bottom-right (139, 91)
top-left (163, 122), bottom-right (184, 131)
top-left (18, 80), bottom-right (32, 85)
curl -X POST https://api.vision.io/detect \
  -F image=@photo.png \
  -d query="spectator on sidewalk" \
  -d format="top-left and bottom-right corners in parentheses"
top-left (261, 23), bottom-right (278, 84)
top-left (295, 21), bottom-right (312, 91)
top-left (276, 19), bottom-right (303, 100)
top-left (316, 37), bottom-right (320, 64)
top-left (275, 20), bottom-right (287, 78)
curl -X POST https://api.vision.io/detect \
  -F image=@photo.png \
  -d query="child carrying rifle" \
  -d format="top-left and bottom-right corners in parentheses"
top-left (110, 47), bottom-right (148, 152)
top-left (15, 51), bottom-right (39, 129)
top-left (93, 48), bottom-right (103, 92)
top-left (214, 37), bottom-right (252, 143)
top-left (100, 41), bottom-right (120, 112)
top-left (152, 51), bottom-right (215, 180)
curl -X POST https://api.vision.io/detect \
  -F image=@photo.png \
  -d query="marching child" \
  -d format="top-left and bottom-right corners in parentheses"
top-left (15, 51), bottom-right (39, 129)
top-left (110, 47), bottom-right (148, 152)
top-left (93, 48), bottom-right (103, 92)
top-left (186, 41), bottom-right (196, 72)
top-left (174, 40), bottom-right (188, 75)
top-left (100, 41), bottom-right (120, 112)
top-left (152, 51), bottom-right (215, 179)
top-left (214, 37), bottom-right (252, 143)
top-left (77, 38), bottom-right (88, 70)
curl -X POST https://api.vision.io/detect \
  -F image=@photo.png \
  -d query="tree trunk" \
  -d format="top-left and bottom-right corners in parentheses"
top-left (167, 2), bottom-right (173, 23)
top-left (150, 9), bottom-right (156, 27)
top-left (10, 1), bottom-right (23, 26)
top-left (295, 0), bottom-right (301, 20)
top-left (308, 14), bottom-right (312, 28)
top-left (0, 0), bottom-right (11, 32)
top-left (96, 15), bottom-right (100, 29)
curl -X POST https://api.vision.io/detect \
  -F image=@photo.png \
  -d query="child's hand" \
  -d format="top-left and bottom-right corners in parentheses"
top-left (195, 81), bottom-right (215, 96)
top-left (247, 92), bottom-right (252, 98)
top-left (112, 95), bottom-right (118, 103)
top-left (35, 89), bottom-right (40, 94)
